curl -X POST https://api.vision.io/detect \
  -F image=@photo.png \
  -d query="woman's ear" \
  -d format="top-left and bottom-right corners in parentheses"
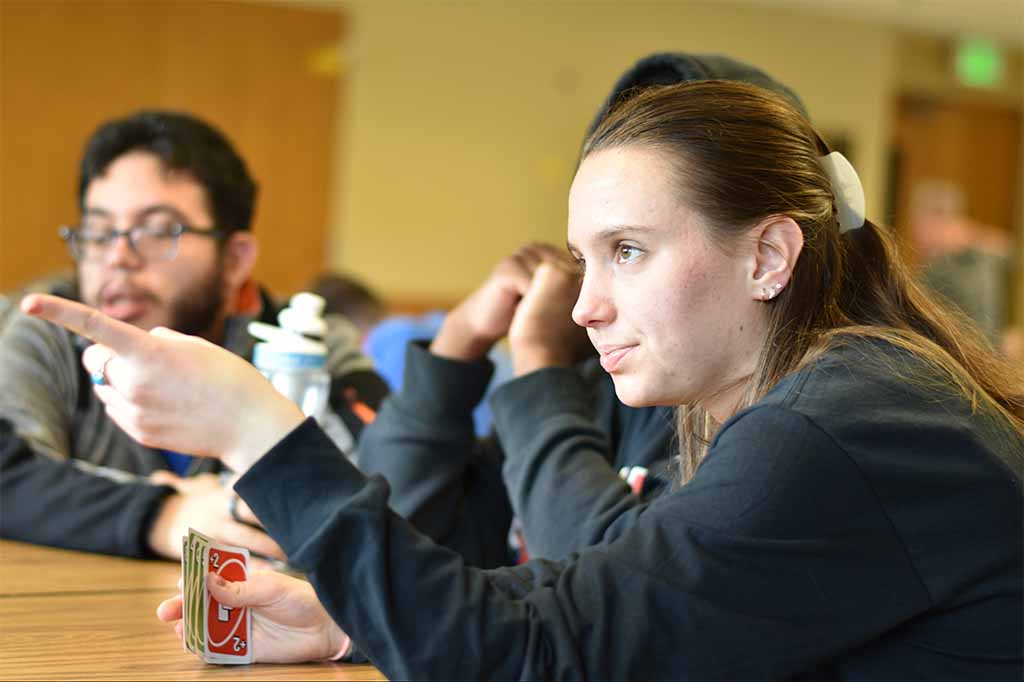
top-left (221, 231), bottom-right (260, 290)
top-left (748, 216), bottom-right (803, 301)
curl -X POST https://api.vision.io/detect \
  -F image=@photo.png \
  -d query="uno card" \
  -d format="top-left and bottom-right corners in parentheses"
top-left (182, 533), bottom-right (196, 654)
top-left (187, 530), bottom-right (210, 654)
top-left (202, 543), bottom-right (252, 664)
top-left (181, 536), bottom-right (190, 653)
top-left (183, 530), bottom-right (199, 654)
top-left (180, 528), bottom-right (253, 665)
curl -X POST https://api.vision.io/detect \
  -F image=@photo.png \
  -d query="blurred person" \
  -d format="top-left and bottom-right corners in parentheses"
top-left (26, 79), bottom-right (1023, 679)
top-left (0, 111), bottom-right (387, 560)
top-left (909, 179), bottom-right (1014, 344)
top-left (358, 243), bottom-right (667, 566)
top-left (308, 271), bottom-right (386, 338)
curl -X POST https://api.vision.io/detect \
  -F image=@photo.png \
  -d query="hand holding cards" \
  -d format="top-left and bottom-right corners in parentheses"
top-left (181, 528), bottom-right (253, 664)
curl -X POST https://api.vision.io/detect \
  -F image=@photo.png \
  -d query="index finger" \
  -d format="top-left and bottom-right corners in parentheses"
top-left (20, 294), bottom-right (146, 353)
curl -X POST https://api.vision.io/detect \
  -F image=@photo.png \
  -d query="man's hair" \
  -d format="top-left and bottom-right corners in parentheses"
top-left (78, 110), bottom-right (258, 233)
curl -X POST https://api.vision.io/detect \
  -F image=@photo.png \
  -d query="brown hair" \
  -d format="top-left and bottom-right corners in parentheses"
top-left (583, 80), bottom-right (1024, 481)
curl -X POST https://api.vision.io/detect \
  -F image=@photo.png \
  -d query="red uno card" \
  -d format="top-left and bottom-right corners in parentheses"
top-left (203, 545), bottom-right (252, 664)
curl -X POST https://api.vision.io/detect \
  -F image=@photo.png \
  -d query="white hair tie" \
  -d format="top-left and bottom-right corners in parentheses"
top-left (819, 151), bottom-right (865, 233)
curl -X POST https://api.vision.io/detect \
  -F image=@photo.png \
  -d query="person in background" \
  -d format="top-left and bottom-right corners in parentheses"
top-left (28, 78), bottom-right (1022, 679)
top-left (307, 272), bottom-right (385, 339)
top-left (908, 178), bottom-right (1015, 348)
top-left (0, 111), bottom-right (388, 560)
top-left (308, 271), bottom-right (515, 437)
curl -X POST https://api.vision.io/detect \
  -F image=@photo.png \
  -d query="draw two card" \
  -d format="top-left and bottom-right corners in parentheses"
top-left (181, 528), bottom-right (253, 664)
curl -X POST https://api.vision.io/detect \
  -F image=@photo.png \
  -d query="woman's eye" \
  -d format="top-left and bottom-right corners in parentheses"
top-left (615, 243), bottom-right (641, 264)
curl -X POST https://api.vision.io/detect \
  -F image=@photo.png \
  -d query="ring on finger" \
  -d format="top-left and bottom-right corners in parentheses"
top-left (90, 355), bottom-right (115, 386)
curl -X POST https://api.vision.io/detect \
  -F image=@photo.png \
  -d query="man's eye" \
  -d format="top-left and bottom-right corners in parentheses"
top-left (79, 230), bottom-right (117, 244)
top-left (139, 224), bottom-right (176, 238)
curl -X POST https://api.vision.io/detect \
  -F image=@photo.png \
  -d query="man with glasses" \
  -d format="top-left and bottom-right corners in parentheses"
top-left (0, 111), bottom-right (387, 560)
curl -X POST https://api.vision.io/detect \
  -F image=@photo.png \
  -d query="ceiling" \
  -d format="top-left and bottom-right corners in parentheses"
top-left (738, 0), bottom-right (1024, 47)
top-left (275, 0), bottom-right (1024, 48)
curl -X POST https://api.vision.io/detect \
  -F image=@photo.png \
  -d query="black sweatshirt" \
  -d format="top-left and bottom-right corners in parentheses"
top-left (358, 342), bottom-right (675, 566)
top-left (237, 341), bottom-right (1023, 680)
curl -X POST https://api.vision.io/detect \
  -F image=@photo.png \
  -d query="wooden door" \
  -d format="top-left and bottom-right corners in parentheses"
top-left (0, 1), bottom-right (344, 297)
top-left (893, 94), bottom-right (1021, 236)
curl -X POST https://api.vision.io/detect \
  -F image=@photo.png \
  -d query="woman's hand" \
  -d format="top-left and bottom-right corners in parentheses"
top-left (20, 294), bottom-right (305, 474)
top-left (156, 570), bottom-right (350, 664)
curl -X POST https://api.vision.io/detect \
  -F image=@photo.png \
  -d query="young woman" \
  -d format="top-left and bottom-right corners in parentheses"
top-left (24, 80), bottom-right (1023, 680)
top-left (355, 53), bottom-right (804, 569)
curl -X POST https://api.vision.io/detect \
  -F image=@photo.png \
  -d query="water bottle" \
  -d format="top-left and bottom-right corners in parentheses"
top-left (249, 293), bottom-right (331, 422)
top-left (249, 293), bottom-right (357, 460)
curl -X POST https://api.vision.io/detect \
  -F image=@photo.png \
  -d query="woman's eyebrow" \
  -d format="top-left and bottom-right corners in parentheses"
top-left (595, 224), bottom-right (658, 239)
top-left (569, 224), bottom-right (659, 251)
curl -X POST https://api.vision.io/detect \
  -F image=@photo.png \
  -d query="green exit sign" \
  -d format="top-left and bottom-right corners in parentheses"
top-left (955, 38), bottom-right (1004, 89)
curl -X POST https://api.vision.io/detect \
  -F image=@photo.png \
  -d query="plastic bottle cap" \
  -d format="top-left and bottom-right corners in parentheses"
top-left (248, 321), bottom-right (326, 352)
top-left (279, 292), bottom-right (328, 339)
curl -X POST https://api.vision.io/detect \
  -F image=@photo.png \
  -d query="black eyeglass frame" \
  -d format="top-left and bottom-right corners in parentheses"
top-left (57, 223), bottom-right (229, 263)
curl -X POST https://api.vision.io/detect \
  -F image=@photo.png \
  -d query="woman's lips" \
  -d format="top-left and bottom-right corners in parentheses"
top-left (598, 345), bottom-right (636, 373)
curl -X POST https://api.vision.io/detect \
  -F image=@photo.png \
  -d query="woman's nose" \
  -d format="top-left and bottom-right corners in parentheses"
top-left (571, 272), bottom-right (614, 329)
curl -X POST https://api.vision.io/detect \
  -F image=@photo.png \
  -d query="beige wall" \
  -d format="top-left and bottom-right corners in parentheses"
top-left (330, 1), bottom-right (897, 305)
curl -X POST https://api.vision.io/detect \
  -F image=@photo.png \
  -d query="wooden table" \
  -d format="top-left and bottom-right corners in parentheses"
top-left (0, 540), bottom-right (385, 680)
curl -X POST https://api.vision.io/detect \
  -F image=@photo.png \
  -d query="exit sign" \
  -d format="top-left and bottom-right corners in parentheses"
top-left (955, 38), bottom-right (1004, 89)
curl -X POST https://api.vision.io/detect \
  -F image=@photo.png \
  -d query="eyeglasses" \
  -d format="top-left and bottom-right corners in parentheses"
top-left (58, 222), bottom-right (227, 263)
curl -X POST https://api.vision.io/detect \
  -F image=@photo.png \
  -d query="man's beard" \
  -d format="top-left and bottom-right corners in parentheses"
top-left (82, 255), bottom-right (229, 339)
top-left (168, 266), bottom-right (227, 339)
top-left (168, 262), bottom-right (227, 338)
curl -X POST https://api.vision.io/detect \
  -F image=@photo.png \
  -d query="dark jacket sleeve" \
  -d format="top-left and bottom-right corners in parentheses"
top-left (493, 366), bottom-right (661, 558)
top-left (237, 407), bottom-right (929, 681)
top-left (0, 419), bottom-right (172, 557)
top-left (357, 343), bottom-right (513, 568)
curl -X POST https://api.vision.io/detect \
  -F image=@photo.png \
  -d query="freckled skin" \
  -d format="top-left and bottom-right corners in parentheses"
top-left (567, 147), bottom-right (767, 419)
